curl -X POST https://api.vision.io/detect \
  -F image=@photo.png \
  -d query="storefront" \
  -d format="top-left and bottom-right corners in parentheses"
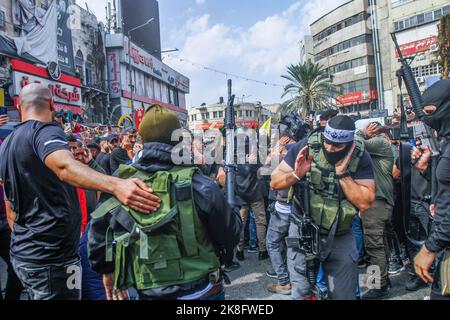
top-left (106, 34), bottom-right (190, 126)
top-left (10, 59), bottom-right (82, 117)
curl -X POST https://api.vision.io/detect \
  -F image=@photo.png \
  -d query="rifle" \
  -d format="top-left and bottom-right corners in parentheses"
top-left (391, 33), bottom-right (439, 247)
top-left (224, 79), bottom-right (237, 208)
top-left (287, 181), bottom-right (323, 300)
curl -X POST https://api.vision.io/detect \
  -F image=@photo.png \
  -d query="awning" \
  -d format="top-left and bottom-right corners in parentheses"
top-left (0, 35), bottom-right (43, 65)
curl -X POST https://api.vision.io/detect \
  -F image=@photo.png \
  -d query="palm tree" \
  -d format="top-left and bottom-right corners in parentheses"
top-left (280, 60), bottom-right (339, 116)
top-left (437, 13), bottom-right (450, 79)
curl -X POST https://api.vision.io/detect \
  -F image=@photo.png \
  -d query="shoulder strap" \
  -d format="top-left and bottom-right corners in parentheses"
top-left (348, 138), bottom-right (365, 174)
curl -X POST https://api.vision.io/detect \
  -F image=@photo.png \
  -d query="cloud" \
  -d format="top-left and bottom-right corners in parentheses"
top-left (167, 1), bottom-right (351, 107)
top-left (195, 0), bottom-right (206, 5)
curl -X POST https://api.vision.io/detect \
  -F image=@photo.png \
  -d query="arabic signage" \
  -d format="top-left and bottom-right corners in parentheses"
top-left (336, 90), bottom-right (378, 107)
top-left (395, 36), bottom-right (437, 58)
top-left (124, 37), bottom-right (190, 93)
top-left (108, 50), bottom-right (122, 99)
top-left (11, 60), bottom-right (82, 112)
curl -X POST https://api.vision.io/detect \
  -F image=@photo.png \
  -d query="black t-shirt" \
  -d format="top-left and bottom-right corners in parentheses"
top-left (109, 147), bottom-right (130, 174)
top-left (284, 140), bottom-right (374, 180)
top-left (0, 121), bottom-right (81, 264)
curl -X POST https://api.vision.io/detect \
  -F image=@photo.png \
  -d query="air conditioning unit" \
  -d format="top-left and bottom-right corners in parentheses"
top-left (417, 77), bottom-right (425, 84)
top-left (430, 44), bottom-right (438, 53)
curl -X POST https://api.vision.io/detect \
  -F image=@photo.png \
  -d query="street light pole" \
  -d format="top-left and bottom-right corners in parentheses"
top-left (127, 18), bottom-right (155, 127)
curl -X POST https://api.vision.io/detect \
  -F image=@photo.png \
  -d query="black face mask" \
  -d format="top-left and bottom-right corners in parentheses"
top-left (322, 141), bottom-right (353, 166)
top-left (421, 80), bottom-right (450, 137)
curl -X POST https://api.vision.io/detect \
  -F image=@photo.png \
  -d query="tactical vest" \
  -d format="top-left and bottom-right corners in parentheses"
top-left (295, 132), bottom-right (365, 235)
top-left (91, 165), bottom-right (220, 291)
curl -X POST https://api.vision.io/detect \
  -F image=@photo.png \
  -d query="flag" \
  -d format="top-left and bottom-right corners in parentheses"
top-left (260, 118), bottom-right (272, 136)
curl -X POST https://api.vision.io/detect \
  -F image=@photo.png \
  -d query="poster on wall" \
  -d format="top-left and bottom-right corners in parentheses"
top-left (57, 0), bottom-right (75, 75)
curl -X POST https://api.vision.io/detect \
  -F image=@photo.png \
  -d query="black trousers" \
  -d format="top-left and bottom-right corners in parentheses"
top-left (0, 222), bottom-right (23, 300)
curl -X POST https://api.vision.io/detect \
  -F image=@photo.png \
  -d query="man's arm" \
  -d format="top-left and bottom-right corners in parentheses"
top-left (5, 200), bottom-right (15, 231)
top-left (270, 160), bottom-right (298, 190)
top-left (45, 150), bottom-right (160, 214)
top-left (338, 178), bottom-right (376, 212)
top-left (271, 146), bottom-right (312, 190)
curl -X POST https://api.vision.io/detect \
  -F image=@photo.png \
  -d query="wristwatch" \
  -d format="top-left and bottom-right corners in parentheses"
top-left (336, 171), bottom-right (351, 180)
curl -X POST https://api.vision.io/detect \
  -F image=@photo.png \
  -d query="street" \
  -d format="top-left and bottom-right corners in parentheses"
top-left (224, 252), bottom-right (431, 301)
top-left (0, 251), bottom-right (432, 300)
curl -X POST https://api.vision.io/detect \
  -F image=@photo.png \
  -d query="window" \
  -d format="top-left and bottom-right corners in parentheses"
top-left (213, 111), bottom-right (218, 119)
top-left (239, 110), bottom-right (243, 117)
top-left (0, 11), bottom-right (5, 29)
top-left (444, 5), bottom-right (450, 15)
top-left (219, 111), bottom-right (223, 118)
top-left (85, 54), bottom-right (94, 86)
top-left (75, 50), bottom-right (84, 80)
top-left (424, 12), bottom-right (433, 23)
top-left (434, 9), bottom-right (442, 20)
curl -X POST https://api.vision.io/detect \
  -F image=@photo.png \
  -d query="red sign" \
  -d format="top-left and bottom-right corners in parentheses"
top-left (130, 46), bottom-right (154, 68)
top-left (395, 36), bottom-right (437, 58)
top-left (336, 92), bottom-right (363, 106)
top-left (336, 90), bottom-right (378, 107)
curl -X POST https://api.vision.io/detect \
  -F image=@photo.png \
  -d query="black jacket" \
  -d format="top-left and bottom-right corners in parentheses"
top-left (236, 164), bottom-right (264, 205)
top-left (425, 140), bottom-right (450, 253)
top-left (88, 142), bottom-right (242, 275)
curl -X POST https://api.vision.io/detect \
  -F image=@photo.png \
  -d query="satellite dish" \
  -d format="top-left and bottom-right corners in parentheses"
top-left (47, 61), bottom-right (62, 81)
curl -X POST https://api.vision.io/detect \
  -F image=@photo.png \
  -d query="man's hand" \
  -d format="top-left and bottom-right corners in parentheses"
top-left (429, 204), bottom-right (436, 217)
top-left (113, 178), bottom-right (161, 214)
top-left (412, 146), bottom-right (431, 172)
top-left (103, 273), bottom-right (128, 301)
top-left (121, 135), bottom-right (133, 152)
top-left (414, 246), bottom-right (436, 284)
top-left (0, 115), bottom-right (9, 127)
top-left (335, 143), bottom-right (356, 176)
top-left (216, 167), bottom-right (226, 188)
top-left (294, 147), bottom-right (312, 179)
top-left (363, 123), bottom-right (379, 138)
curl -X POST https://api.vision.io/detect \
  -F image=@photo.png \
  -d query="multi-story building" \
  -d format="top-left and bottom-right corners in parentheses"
top-left (106, 33), bottom-right (190, 127)
top-left (71, 4), bottom-right (109, 124)
top-left (310, 0), bottom-right (379, 117)
top-left (0, 0), bottom-right (85, 122)
top-left (379, 0), bottom-right (449, 111)
top-left (188, 101), bottom-right (272, 132)
top-left (299, 35), bottom-right (314, 64)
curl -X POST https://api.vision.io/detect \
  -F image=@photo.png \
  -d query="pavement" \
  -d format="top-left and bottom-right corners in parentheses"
top-left (1, 252), bottom-right (430, 300)
top-left (224, 250), bottom-right (431, 300)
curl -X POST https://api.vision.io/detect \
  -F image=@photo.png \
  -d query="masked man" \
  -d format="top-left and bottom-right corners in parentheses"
top-left (271, 115), bottom-right (376, 300)
top-left (414, 80), bottom-right (450, 300)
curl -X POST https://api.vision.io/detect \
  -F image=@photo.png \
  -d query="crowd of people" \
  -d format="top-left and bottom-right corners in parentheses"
top-left (0, 80), bottom-right (448, 301)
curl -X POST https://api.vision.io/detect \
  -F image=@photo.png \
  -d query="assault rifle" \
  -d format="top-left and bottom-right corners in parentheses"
top-left (287, 181), bottom-right (323, 300)
top-left (224, 79), bottom-right (237, 208)
top-left (391, 33), bottom-right (439, 246)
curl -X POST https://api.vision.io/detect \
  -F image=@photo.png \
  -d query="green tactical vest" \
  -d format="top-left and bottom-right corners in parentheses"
top-left (296, 132), bottom-right (365, 235)
top-left (91, 165), bottom-right (220, 291)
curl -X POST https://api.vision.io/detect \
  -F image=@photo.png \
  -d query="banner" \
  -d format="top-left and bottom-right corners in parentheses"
top-left (57, 0), bottom-right (75, 74)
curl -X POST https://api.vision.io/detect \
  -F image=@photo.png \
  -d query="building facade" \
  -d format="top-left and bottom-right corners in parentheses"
top-left (299, 35), bottom-right (314, 64)
top-left (310, 0), bottom-right (379, 117)
top-left (381, 0), bottom-right (449, 111)
top-left (71, 3), bottom-right (108, 124)
top-left (188, 102), bottom-right (272, 132)
top-left (106, 33), bottom-right (190, 127)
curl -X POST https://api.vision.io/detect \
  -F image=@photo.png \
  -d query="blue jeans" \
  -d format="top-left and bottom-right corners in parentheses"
top-left (266, 209), bottom-right (290, 285)
top-left (249, 210), bottom-right (258, 249)
top-left (352, 215), bottom-right (365, 259)
top-left (12, 258), bottom-right (82, 300)
top-left (79, 224), bottom-right (106, 300)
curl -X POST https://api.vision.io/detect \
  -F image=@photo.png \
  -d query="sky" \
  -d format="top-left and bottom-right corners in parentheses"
top-left (76, 0), bottom-right (348, 108)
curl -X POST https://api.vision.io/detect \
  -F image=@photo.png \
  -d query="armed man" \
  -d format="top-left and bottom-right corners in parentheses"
top-left (413, 80), bottom-right (450, 300)
top-left (88, 104), bottom-right (242, 300)
top-left (271, 115), bottom-right (376, 300)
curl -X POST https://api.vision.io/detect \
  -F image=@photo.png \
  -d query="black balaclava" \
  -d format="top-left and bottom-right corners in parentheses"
top-left (322, 115), bottom-right (356, 166)
top-left (421, 80), bottom-right (450, 137)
